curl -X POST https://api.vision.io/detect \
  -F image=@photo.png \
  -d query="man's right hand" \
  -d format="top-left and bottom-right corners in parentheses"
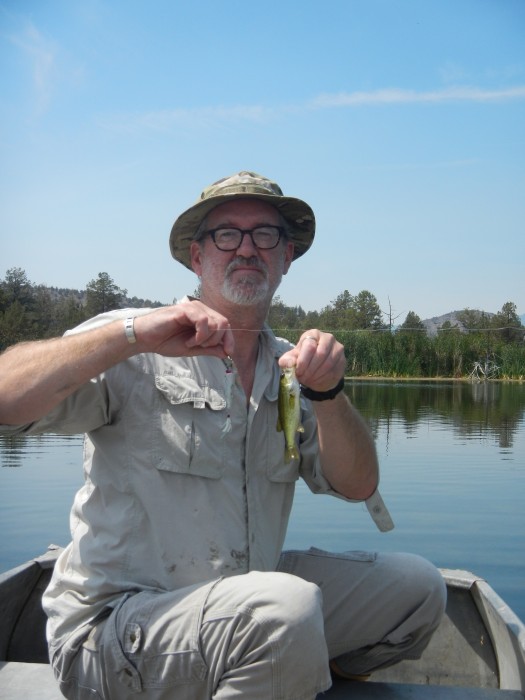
top-left (134, 300), bottom-right (235, 359)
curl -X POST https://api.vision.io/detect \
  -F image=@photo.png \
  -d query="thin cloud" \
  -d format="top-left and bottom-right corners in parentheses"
top-left (99, 85), bottom-right (525, 134)
top-left (357, 158), bottom-right (482, 172)
top-left (310, 85), bottom-right (525, 108)
top-left (99, 104), bottom-right (276, 134)
top-left (9, 22), bottom-right (56, 115)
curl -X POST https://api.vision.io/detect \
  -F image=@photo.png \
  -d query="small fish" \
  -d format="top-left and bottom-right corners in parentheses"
top-left (277, 366), bottom-right (304, 462)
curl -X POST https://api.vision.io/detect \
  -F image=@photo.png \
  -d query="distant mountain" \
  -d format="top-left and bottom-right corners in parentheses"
top-left (421, 310), bottom-right (493, 336)
top-left (422, 310), bottom-right (525, 336)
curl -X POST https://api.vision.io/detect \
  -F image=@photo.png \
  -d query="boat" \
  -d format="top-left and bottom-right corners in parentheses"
top-left (1, 546), bottom-right (524, 699)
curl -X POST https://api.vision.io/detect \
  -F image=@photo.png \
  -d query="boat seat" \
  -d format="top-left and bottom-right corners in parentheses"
top-left (1, 664), bottom-right (524, 700)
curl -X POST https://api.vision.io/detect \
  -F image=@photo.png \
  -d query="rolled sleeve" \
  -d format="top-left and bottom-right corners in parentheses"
top-left (0, 375), bottom-right (110, 437)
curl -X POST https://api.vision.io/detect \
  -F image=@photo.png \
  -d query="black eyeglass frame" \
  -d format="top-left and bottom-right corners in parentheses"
top-left (204, 226), bottom-right (285, 251)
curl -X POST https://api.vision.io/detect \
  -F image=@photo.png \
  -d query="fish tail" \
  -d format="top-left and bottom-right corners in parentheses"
top-left (285, 444), bottom-right (300, 463)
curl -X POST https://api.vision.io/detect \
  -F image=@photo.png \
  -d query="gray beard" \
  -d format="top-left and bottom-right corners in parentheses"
top-left (222, 274), bottom-right (271, 306)
top-left (222, 257), bottom-right (275, 306)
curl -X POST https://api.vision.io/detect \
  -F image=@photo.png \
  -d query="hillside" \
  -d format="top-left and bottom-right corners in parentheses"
top-left (421, 311), bottom-right (493, 336)
top-left (422, 310), bottom-right (525, 336)
top-left (41, 285), bottom-right (165, 309)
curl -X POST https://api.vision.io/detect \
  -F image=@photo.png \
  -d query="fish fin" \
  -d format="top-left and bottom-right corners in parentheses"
top-left (297, 422), bottom-right (305, 434)
top-left (276, 416), bottom-right (283, 432)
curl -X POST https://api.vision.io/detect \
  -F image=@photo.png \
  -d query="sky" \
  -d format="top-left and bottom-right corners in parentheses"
top-left (1, 0), bottom-right (524, 324)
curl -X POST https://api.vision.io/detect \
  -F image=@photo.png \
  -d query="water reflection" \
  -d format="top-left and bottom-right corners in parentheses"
top-left (0, 434), bottom-right (28, 467)
top-left (0, 433), bottom-right (83, 468)
top-left (288, 380), bottom-right (525, 621)
top-left (345, 381), bottom-right (525, 452)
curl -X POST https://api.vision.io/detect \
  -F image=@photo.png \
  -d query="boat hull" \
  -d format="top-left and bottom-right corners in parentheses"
top-left (0, 550), bottom-right (524, 699)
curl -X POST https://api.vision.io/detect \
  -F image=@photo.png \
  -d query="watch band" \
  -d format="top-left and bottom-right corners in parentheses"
top-left (300, 377), bottom-right (345, 401)
top-left (124, 317), bottom-right (137, 344)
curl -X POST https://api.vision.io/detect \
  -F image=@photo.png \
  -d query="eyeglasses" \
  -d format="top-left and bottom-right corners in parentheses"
top-left (205, 226), bottom-right (284, 251)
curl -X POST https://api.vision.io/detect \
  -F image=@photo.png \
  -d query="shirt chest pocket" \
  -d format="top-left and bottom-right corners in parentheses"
top-left (151, 374), bottom-right (227, 479)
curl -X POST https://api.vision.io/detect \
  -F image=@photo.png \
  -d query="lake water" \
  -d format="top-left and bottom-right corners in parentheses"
top-left (1, 380), bottom-right (524, 621)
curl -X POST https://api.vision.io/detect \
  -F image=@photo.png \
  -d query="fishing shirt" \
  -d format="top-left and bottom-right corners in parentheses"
top-left (0, 304), bottom-right (392, 659)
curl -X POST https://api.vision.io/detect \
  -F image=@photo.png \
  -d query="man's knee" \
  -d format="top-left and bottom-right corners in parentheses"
top-left (369, 553), bottom-right (447, 664)
top-left (207, 571), bottom-right (326, 644)
top-left (202, 572), bottom-right (331, 696)
top-left (398, 553), bottom-right (447, 628)
top-left (257, 571), bottom-right (325, 630)
top-left (329, 553), bottom-right (447, 676)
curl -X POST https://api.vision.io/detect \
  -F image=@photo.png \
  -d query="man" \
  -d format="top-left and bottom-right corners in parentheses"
top-left (0, 172), bottom-right (446, 699)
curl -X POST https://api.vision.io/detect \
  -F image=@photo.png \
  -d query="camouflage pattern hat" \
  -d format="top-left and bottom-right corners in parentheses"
top-left (169, 171), bottom-right (315, 270)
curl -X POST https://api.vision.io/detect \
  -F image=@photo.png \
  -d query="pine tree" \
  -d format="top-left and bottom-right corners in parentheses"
top-left (85, 272), bottom-right (127, 316)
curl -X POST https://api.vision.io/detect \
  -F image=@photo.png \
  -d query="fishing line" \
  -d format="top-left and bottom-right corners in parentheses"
top-left (222, 325), bottom-right (519, 334)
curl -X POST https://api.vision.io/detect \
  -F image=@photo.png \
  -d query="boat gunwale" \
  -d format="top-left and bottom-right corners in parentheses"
top-left (440, 568), bottom-right (525, 692)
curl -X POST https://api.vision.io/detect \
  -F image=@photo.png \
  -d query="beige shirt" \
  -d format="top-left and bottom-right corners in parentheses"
top-left (2, 306), bottom-right (392, 657)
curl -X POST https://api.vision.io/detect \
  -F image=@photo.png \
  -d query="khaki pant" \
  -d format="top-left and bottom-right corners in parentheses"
top-left (52, 549), bottom-right (446, 700)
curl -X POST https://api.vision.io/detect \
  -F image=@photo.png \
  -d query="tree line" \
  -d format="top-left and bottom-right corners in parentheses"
top-left (0, 268), bottom-right (163, 349)
top-left (266, 291), bottom-right (524, 380)
top-left (1, 268), bottom-right (524, 379)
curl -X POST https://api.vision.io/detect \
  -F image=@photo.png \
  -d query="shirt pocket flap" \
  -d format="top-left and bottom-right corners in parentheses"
top-left (155, 374), bottom-right (226, 411)
top-left (152, 373), bottom-right (226, 479)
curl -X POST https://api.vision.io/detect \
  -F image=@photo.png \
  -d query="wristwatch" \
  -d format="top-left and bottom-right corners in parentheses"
top-left (300, 377), bottom-right (345, 401)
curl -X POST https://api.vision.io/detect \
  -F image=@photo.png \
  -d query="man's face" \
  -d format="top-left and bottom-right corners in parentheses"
top-left (190, 200), bottom-right (294, 307)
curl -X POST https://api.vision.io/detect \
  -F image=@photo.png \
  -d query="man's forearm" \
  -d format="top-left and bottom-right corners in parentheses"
top-left (0, 322), bottom-right (134, 425)
top-left (313, 392), bottom-right (379, 501)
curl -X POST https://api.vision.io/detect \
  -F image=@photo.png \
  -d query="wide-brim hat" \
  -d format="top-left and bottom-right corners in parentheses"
top-left (169, 171), bottom-right (315, 270)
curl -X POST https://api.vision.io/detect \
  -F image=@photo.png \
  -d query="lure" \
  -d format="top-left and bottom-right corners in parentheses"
top-left (222, 356), bottom-right (234, 436)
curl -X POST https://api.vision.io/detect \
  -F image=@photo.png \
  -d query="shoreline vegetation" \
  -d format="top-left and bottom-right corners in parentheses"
top-left (1, 268), bottom-right (524, 381)
top-left (344, 376), bottom-right (524, 383)
top-left (276, 327), bottom-right (524, 381)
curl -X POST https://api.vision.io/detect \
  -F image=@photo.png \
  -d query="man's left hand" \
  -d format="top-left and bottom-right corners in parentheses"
top-left (279, 331), bottom-right (346, 393)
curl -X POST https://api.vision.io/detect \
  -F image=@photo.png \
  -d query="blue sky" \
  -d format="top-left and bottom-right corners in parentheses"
top-left (1, 0), bottom-right (524, 323)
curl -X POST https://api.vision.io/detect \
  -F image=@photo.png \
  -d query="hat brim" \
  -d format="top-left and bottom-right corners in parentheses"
top-left (169, 192), bottom-right (315, 270)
